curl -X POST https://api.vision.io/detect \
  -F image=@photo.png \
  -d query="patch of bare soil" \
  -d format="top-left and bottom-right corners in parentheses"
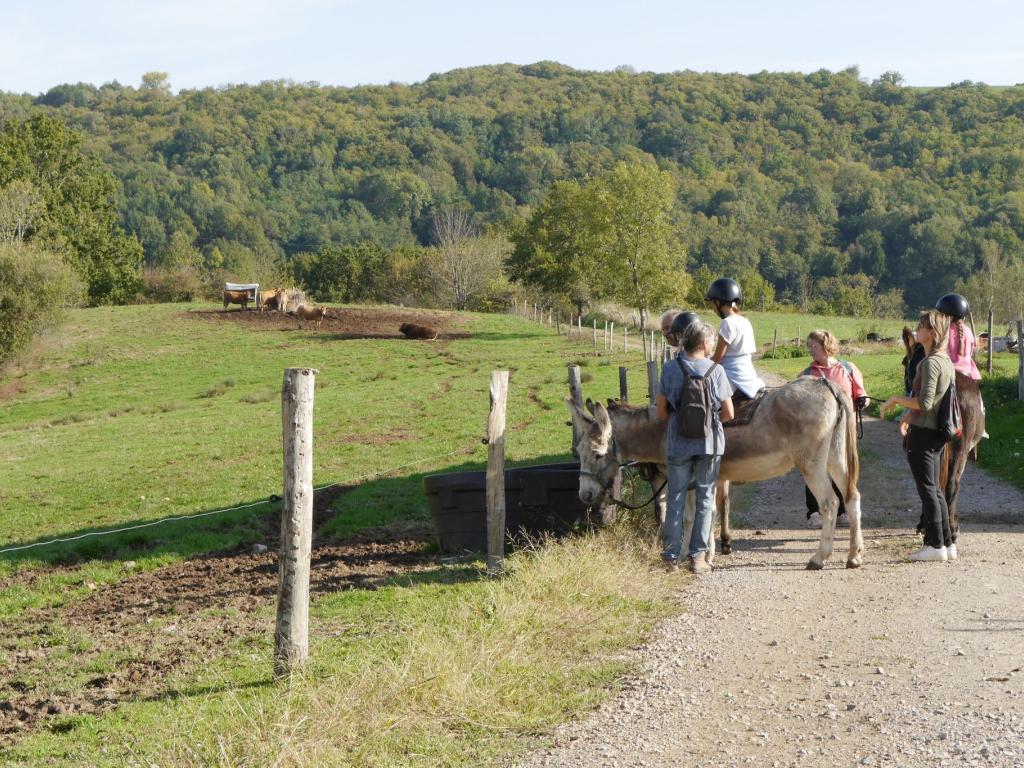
top-left (514, 413), bottom-right (1024, 768)
top-left (188, 306), bottom-right (470, 340)
top-left (0, 486), bottom-right (439, 742)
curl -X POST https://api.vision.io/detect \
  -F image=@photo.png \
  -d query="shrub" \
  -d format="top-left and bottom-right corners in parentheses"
top-left (139, 266), bottom-right (203, 303)
top-left (0, 243), bottom-right (84, 365)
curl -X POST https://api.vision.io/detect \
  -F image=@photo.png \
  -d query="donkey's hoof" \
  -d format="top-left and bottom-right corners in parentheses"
top-left (720, 542), bottom-right (732, 555)
top-left (846, 559), bottom-right (862, 569)
top-left (806, 559), bottom-right (824, 571)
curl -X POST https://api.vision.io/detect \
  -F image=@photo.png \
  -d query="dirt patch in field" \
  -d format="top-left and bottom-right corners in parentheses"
top-left (188, 306), bottom-right (470, 341)
top-left (0, 486), bottom-right (443, 743)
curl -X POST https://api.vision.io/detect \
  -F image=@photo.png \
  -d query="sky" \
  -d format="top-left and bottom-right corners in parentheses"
top-left (1, 0), bottom-right (1022, 95)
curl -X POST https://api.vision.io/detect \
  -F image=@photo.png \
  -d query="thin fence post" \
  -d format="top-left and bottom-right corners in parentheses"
top-left (609, 322), bottom-right (615, 352)
top-left (275, 367), bottom-right (317, 678)
top-left (772, 329), bottom-right (778, 357)
top-left (568, 365), bottom-right (583, 455)
top-left (548, 308), bottom-right (552, 327)
top-left (987, 309), bottom-right (994, 376)
top-left (578, 315), bottom-right (583, 337)
top-left (604, 320), bottom-right (609, 351)
top-left (556, 314), bottom-right (561, 336)
top-left (593, 318), bottom-right (597, 347)
top-left (619, 366), bottom-right (629, 402)
top-left (647, 361), bottom-right (659, 406)
top-left (486, 371), bottom-right (509, 576)
top-left (623, 325), bottom-right (628, 353)
top-left (796, 326), bottom-right (801, 346)
top-left (1018, 319), bottom-right (1024, 401)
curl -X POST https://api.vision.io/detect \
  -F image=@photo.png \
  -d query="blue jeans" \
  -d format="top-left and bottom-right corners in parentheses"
top-left (662, 454), bottom-right (721, 561)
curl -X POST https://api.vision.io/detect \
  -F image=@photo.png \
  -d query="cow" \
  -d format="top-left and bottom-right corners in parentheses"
top-left (259, 287), bottom-right (287, 312)
top-left (289, 305), bottom-right (327, 330)
top-left (223, 290), bottom-right (252, 311)
top-left (399, 323), bottom-right (439, 340)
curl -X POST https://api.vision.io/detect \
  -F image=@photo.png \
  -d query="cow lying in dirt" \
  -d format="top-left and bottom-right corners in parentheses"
top-left (288, 305), bottom-right (327, 330)
top-left (399, 323), bottom-right (439, 340)
top-left (223, 290), bottom-right (252, 311)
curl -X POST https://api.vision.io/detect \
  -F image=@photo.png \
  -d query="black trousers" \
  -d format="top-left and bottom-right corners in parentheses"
top-left (905, 425), bottom-right (952, 549)
top-left (804, 481), bottom-right (846, 519)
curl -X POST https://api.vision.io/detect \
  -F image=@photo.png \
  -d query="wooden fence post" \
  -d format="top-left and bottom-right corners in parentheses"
top-left (593, 318), bottom-right (597, 346)
top-left (556, 314), bottom-right (561, 335)
top-left (623, 325), bottom-right (628, 353)
top-left (486, 371), bottom-right (509, 576)
top-left (772, 329), bottom-right (778, 357)
top-left (619, 366), bottom-right (629, 402)
top-left (568, 365), bottom-right (583, 455)
top-left (609, 322), bottom-right (615, 352)
top-left (647, 361), bottom-right (659, 406)
top-left (578, 315), bottom-right (583, 337)
top-left (275, 367), bottom-right (318, 678)
top-left (1018, 319), bottom-right (1024, 401)
top-left (987, 309), bottom-right (994, 376)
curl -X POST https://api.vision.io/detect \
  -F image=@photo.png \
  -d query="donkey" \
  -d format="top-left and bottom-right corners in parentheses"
top-left (900, 328), bottom-right (986, 542)
top-left (568, 376), bottom-right (865, 569)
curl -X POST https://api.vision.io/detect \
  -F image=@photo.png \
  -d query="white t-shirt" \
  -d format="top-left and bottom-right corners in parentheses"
top-left (717, 313), bottom-right (765, 398)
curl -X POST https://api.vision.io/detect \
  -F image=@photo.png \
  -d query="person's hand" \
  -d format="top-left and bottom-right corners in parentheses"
top-left (899, 419), bottom-right (910, 437)
top-left (854, 396), bottom-right (868, 411)
top-left (880, 396), bottom-right (899, 419)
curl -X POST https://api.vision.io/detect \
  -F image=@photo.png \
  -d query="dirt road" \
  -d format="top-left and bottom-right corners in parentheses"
top-left (515, 416), bottom-right (1024, 768)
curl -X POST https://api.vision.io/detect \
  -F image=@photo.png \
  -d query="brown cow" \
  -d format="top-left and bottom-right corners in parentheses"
top-left (290, 305), bottom-right (327, 330)
top-left (223, 290), bottom-right (251, 311)
top-left (399, 323), bottom-right (438, 340)
top-left (259, 287), bottom-right (285, 311)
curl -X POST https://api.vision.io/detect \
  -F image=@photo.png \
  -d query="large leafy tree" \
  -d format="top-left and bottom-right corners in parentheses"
top-left (0, 114), bottom-right (141, 304)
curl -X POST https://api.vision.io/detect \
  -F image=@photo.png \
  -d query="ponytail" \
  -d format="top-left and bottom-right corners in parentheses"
top-left (956, 319), bottom-right (966, 356)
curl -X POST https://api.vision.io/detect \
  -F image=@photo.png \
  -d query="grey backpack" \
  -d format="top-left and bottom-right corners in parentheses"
top-left (674, 359), bottom-right (719, 439)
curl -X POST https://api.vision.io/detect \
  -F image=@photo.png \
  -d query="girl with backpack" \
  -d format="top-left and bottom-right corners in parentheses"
top-left (656, 321), bottom-right (734, 574)
top-left (880, 310), bottom-right (956, 563)
top-left (799, 330), bottom-right (868, 529)
top-left (705, 278), bottom-right (765, 406)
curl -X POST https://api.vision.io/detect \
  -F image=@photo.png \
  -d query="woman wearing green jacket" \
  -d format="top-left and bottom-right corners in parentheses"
top-left (881, 309), bottom-right (956, 562)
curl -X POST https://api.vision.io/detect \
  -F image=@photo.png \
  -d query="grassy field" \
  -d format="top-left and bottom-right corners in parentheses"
top-left (0, 302), bottom-right (1020, 764)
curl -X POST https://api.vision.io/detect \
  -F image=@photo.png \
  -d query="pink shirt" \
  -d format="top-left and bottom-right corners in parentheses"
top-left (801, 359), bottom-right (867, 401)
top-left (948, 322), bottom-right (981, 380)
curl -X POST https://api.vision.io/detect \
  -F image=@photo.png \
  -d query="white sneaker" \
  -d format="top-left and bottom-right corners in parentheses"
top-left (807, 511), bottom-right (823, 529)
top-left (946, 543), bottom-right (958, 560)
top-left (909, 546), bottom-right (948, 562)
top-left (836, 512), bottom-right (850, 528)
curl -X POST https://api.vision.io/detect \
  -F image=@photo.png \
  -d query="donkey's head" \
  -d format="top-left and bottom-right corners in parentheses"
top-left (567, 397), bottom-right (621, 506)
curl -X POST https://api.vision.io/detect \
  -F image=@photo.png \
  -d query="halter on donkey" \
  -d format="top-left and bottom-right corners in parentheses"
top-left (569, 376), bottom-right (865, 569)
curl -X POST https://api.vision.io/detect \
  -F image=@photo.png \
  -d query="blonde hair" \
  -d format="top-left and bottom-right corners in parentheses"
top-left (807, 329), bottom-right (838, 357)
top-left (919, 309), bottom-right (950, 355)
top-left (683, 321), bottom-right (716, 354)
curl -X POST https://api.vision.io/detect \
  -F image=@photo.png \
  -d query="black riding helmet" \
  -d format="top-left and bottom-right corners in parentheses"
top-left (935, 293), bottom-right (969, 320)
top-left (669, 311), bottom-right (701, 337)
top-left (705, 277), bottom-right (742, 306)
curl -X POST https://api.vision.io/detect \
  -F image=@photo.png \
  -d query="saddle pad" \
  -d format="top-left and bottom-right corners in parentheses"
top-left (724, 390), bottom-right (766, 428)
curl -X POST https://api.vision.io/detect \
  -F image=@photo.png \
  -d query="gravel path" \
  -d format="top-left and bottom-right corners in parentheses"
top-left (515, 414), bottom-right (1024, 768)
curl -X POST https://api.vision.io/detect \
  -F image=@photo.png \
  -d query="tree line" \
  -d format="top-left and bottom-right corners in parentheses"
top-left (2, 64), bottom-right (1024, 361)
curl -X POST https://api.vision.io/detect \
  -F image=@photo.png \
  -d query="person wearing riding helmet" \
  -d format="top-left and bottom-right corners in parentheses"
top-left (935, 293), bottom-right (981, 381)
top-left (706, 278), bottom-right (765, 405)
top-left (664, 310), bottom-right (701, 348)
top-left (660, 309), bottom-right (682, 343)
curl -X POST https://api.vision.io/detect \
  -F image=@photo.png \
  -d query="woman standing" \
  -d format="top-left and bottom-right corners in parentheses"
top-left (881, 309), bottom-right (957, 562)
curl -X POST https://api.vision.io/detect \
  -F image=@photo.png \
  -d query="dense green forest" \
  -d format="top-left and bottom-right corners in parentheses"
top-left (2, 64), bottom-right (1024, 320)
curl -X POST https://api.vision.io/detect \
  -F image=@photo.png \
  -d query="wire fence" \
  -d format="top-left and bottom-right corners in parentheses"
top-left (0, 439), bottom-right (484, 557)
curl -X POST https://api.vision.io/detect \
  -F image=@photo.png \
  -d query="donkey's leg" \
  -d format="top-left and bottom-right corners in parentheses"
top-left (718, 480), bottom-right (732, 555)
top-left (945, 443), bottom-right (969, 545)
top-left (827, 447), bottom-right (864, 568)
top-left (805, 463), bottom-right (838, 570)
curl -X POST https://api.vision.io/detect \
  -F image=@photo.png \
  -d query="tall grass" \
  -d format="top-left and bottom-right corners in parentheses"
top-left (6, 530), bottom-right (675, 767)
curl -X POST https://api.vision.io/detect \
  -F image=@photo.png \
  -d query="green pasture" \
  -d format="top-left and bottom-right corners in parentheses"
top-left (1, 303), bottom-right (1021, 765)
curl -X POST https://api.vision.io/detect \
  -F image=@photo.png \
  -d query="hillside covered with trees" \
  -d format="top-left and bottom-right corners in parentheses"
top-left (2, 64), bottom-right (1024, 321)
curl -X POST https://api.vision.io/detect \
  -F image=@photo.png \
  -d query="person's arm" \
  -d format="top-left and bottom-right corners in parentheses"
top-left (656, 393), bottom-right (670, 422)
top-left (712, 336), bottom-right (729, 364)
top-left (916, 358), bottom-right (940, 412)
top-left (881, 393), bottom-right (921, 417)
top-left (721, 395), bottom-right (734, 423)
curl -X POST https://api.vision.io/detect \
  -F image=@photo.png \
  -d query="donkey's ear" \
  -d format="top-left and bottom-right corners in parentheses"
top-left (592, 400), bottom-right (612, 430)
top-left (606, 397), bottom-right (618, 410)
